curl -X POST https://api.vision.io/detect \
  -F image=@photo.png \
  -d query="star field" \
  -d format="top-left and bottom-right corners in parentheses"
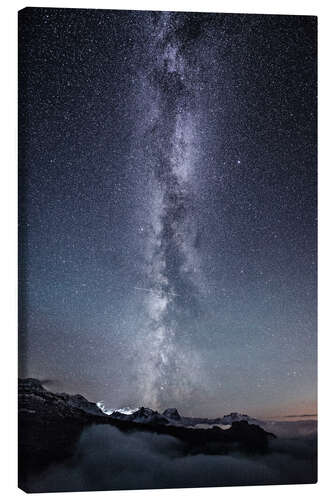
top-left (19, 8), bottom-right (317, 418)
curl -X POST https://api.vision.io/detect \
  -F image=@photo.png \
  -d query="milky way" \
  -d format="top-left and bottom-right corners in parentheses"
top-left (19, 8), bottom-right (317, 418)
top-left (131, 13), bottom-right (208, 408)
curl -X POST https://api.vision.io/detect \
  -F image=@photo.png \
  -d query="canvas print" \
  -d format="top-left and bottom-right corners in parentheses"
top-left (18, 7), bottom-right (317, 492)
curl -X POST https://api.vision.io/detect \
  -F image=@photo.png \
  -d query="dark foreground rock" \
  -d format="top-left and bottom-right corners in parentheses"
top-left (18, 378), bottom-right (276, 491)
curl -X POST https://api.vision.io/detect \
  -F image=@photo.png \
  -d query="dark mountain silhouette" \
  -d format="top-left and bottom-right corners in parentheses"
top-left (18, 378), bottom-right (276, 491)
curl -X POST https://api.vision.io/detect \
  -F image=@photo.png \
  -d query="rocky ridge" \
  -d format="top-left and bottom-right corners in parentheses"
top-left (19, 376), bottom-right (276, 480)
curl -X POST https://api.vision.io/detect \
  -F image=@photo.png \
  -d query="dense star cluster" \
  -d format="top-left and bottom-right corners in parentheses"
top-left (19, 8), bottom-right (317, 418)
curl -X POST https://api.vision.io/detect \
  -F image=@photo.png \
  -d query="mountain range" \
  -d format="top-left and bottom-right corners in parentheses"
top-left (18, 376), bottom-right (276, 488)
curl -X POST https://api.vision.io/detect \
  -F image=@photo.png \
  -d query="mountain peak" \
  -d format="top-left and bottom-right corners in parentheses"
top-left (163, 408), bottom-right (181, 420)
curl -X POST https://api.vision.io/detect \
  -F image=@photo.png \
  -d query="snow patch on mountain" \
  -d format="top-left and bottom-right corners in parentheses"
top-left (96, 401), bottom-right (139, 416)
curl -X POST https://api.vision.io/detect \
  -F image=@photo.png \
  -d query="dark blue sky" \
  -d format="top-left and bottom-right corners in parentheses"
top-left (19, 8), bottom-right (317, 418)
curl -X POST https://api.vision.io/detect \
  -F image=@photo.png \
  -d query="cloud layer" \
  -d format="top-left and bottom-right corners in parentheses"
top-left (26, 424), bottom-right (317, 492)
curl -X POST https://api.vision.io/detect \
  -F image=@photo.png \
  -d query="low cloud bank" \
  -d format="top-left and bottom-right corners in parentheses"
top-left (27, 424), bottom-right (317, 492)
top-left (262, 419), bottom-right (317, 438)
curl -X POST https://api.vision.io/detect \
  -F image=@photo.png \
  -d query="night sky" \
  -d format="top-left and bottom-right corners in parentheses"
top-left (19, 8), bottom-right (317, 419)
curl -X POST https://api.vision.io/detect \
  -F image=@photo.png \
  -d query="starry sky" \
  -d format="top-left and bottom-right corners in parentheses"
top-left (18, 8), bottom-right (317, 419)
